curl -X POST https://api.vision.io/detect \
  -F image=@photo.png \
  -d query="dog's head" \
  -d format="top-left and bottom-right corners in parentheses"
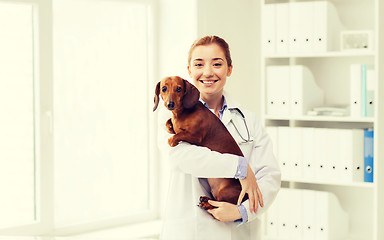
top-left (153, 76), bottom-right (200, 112)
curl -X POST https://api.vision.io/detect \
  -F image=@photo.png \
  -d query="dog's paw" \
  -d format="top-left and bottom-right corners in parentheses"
top-left (198, 196), bottom-right (215, 210)
top-left (168, 137), bottom-right (178, 147)
top-left (165, 119), bottom-right (175, 134)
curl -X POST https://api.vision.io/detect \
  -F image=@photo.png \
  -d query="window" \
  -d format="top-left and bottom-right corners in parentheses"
top-left (0, 0), bottom-right (156, 235)
top-left (53, 0), bottom-right (156, 230)
top-left (0, 1), bottom-right (36, 229)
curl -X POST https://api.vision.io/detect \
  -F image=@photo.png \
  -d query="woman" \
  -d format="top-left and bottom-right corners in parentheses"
top-left (159, 36), bottom-right (281, 240)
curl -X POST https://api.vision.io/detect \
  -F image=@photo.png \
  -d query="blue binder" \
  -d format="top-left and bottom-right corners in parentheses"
top-left (364, 129), bottom-right (374, 182)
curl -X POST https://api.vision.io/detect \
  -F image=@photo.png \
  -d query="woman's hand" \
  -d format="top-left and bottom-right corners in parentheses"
top-left (238, 164), bottom-right (264, 213)
top-left (207, 200), bottom-right (242, 222)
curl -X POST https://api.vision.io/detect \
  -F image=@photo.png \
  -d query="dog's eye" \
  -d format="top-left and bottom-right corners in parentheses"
top-left (176, 87), bottom-right (182, 92)
top-left (162, 86), bottom-right (167, 92)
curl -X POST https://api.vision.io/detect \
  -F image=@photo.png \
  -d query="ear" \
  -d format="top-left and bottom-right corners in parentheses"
top-left (183, 80), bottom-right (200, 109)
top-left (227, 65), bottom-right (233, 77)
top-left (153, 82), bottom-right (161, 112)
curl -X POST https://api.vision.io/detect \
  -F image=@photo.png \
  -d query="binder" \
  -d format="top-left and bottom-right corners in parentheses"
top-left (302, 190), bottom-right (316, 239)
top-left (339, 129), bottom-right (364, 183)
top-left (277, 127), bottom-right (291, 180)
top-left (314, 128), bottom-right (327, 181)
top-left (301, 127), bottom-right (316, 180)
top-left (315, 191), bottom-right (349, 240)
top-left (289, 2), bottom-right (314, 52)
top-left (350, 64), bottom-right (362, 117)
top-left (263, 4), bottom-right (276, 55)
top-left (275, 3), bottom-right (290, 54)
top-left (325, 128), bottom-right (341, 180)
top-left (313, 1), bottom-right (345, 52)
top-left (364, 129), bottom-right (374, 183)
top-left (289, 127), bottom-right (302, 179)
top-left (361, 64), bottom-right (367, 117)
top-left (273, 189), bottom-right (349, 240)
top-left (266, 194), bottom-right (279, 238)
top-left (278, 189), bottom-right (292, 238)
top-left (290, 65), bottom-right (324, 116)
top-left (290, 189), bottom-right (303, 239)
top-left (366, 66), bottom-right (375, 117)
top-left (265, 126), bottom-right (278, 159)
top-left (266, 66), bottom-right (291, 116)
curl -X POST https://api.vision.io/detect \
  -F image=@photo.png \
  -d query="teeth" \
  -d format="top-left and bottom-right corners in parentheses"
top-left (201, 80), bottom-right (216, 84)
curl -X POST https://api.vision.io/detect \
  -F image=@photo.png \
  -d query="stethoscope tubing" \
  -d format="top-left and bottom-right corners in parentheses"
top-left (228, 108), bottom-right (252, 143)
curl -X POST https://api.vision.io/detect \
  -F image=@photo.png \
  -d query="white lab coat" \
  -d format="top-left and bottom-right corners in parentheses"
top-left (157, 92), bottom-right (281, 240)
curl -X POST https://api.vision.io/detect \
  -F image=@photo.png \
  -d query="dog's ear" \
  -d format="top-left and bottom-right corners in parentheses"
top-left (153, 81), bottom-right (161, 112)
top-left (183, 79), bottom-right (200, 109)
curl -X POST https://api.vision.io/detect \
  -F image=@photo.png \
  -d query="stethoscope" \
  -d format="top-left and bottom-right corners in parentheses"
top-left (228, 108), bottom-right (253, 143)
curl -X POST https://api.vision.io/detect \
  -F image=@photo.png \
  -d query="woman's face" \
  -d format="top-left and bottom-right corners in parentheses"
top-left (188, 43), bottom-right (232, 99)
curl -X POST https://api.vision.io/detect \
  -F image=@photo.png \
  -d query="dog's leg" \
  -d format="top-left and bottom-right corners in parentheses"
top-left (165, 118), bottom-right (175, 134)
top-left (168, 132), bottom-right (203, 147)
top-left (198, 196), bottom-right (216, 210)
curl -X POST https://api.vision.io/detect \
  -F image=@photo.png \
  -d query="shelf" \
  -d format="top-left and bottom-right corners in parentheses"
top-left (264, 50), bottom-right (376, 59)
top-left (282, 179), bottom-right (374, 188)
top-left (264, 115), bottom-right (375, 123)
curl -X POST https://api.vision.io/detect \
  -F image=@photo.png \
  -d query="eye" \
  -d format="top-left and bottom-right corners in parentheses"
top-left (176, 87), bottom-right (182, 92)
top-left (162, 86), bottom-right (167, 92)
top-left (194, 63), bottom-right (203, 67)
top-left (213, 63), bottom-right (222, 67)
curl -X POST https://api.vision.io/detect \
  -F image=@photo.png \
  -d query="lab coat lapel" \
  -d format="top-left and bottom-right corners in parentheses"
top-left (222, 92), bottom-right (241, 127)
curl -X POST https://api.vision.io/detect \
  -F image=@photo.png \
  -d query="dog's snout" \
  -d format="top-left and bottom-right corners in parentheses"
top-left (167, 101), bottom-right (175, 110)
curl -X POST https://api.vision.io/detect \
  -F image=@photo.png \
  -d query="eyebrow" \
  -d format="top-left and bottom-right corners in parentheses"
top-left (192, 58), bottom-right (224, 62)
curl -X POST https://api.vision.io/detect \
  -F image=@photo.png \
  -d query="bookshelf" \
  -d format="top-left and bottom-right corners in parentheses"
top-left (261, 0), bottom-right (383, 239)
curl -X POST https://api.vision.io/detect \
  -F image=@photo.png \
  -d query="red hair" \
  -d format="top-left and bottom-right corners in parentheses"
top-left (188, 35), bottom-right (232, 67)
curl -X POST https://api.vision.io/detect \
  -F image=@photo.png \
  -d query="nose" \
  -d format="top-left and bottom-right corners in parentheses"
top-left (203, 65), bottom-right (214, 77)
top-left (167, 101), bottom-right (175, 110)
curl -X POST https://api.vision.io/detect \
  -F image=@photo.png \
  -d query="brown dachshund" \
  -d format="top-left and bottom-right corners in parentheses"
top-left (153, 76), bottom-right (248, 210)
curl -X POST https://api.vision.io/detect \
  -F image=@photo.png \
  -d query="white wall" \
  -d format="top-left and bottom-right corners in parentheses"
top-left (157, 0), bottom-right (199, 217)
top-left (197, 0), bottom-right (261, 115)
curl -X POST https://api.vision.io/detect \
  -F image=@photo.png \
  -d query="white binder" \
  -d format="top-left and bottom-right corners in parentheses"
top-left (274, 189), bottom-right (349, 240)
top-left (302, 190), bottom-right (316, 239)
top-left (265, 193), bottom-right (279, 238)
top-left (290, 189), bottom-right (303, 239)
top-left (277, 127), bottom-right (291, 180)
top-left (289, 2), bottom-right (314, 52)
top-left (314, 128), bottom-right (327, 181)
top-left (289, 127), bottom-right (303, 179)
top-left (313, 1), bottom-right (345, 52)
top-left (350, 64), bottom-right (362, 117)
top-left (266, 66), bottom-right (291, 116)
top-left (290, 65), bottom-right (324, 116)
top-left (366, 66), bottom-right (375, 117)
top-left (339, 129), bottom-right (364, 183)
top-left (265, 126), bottom-right (278, 159)
top-left (315, 191), bottom-right (349, 240)
top-left (275, 3), bottom-right (290, 54)
top-left (301, 127), bottom-right (316, 180)
top-left (277, 189), bottom-right (292, 238)
top-left (325, 128), bottom-right (341, 181)
top-left (263, 4), bottom-right (276, 55)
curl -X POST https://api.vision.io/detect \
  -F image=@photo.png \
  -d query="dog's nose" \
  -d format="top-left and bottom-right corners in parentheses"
top-left (167, 101), bottom-right (175, 110)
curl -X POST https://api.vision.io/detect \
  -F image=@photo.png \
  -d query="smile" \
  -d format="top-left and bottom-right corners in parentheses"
top-left (200, 80), bottom-right (218, 84)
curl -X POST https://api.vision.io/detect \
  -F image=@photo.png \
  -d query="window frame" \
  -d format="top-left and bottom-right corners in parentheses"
top-left (0, 0), bottom-right (53, 235)
top-left (0, 0), bottom-right (158, 236)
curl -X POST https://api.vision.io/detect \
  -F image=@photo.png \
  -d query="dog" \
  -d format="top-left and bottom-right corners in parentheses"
top-left (153, 76), bottom-right (248, 210)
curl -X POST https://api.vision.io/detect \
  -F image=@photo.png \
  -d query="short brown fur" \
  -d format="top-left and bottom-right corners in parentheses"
top-left (153, 76), bottom-right (248, 209)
